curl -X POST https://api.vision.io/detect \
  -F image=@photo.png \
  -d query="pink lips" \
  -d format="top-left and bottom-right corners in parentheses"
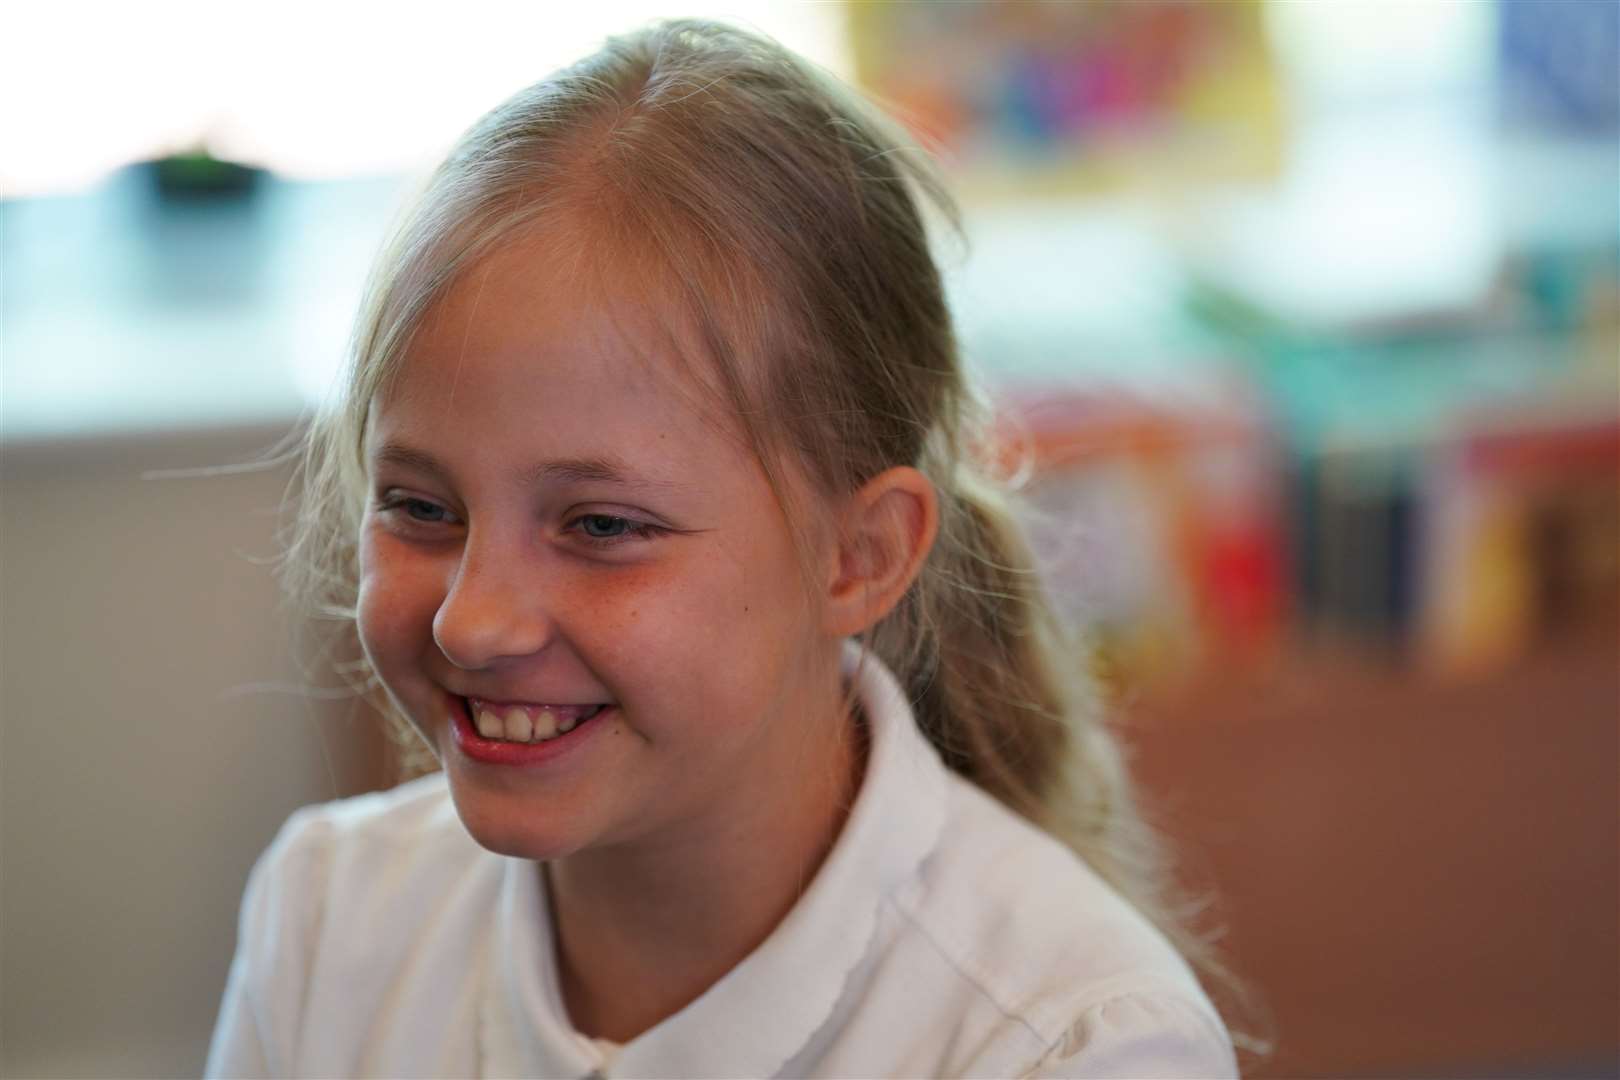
top-left (450, 697), bottom-right (611, 767)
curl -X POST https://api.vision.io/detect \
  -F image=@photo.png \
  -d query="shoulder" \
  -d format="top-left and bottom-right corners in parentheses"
top-left (236, 771), bottom-right (485, 961)
top-left (250, 771), bottom-right (489, 927)
top-left (889, 775), bottom-right (1235, 1077)
top-left (259, 771), bottom-right (468, 881)
top-left (210, 773), bottom-right (478, 1076)
top-left (1021, 990), bottom-right (1238, 1079)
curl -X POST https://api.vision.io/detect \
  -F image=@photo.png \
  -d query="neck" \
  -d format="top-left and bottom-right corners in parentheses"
top-left (545, 664), bottom-right (866, 1043)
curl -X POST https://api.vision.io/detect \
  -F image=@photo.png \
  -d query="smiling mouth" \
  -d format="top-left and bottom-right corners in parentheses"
top-left (463, 698), bottom-right (610, 745)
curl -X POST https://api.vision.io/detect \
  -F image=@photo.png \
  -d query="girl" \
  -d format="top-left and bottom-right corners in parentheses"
top-left (209, 19), bottom-right (1239, 1079)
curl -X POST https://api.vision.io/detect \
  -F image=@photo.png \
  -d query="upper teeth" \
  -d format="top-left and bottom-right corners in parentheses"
top-left (472, 702), bottom-right (601, 744)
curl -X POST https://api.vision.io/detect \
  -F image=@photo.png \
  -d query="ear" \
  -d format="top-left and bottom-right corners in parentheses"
top-left (822, 466), bottom-right (940, 638)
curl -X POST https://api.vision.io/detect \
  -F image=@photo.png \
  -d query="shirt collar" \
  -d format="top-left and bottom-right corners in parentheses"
top-left (482, 639), bottom-right (948, 1078)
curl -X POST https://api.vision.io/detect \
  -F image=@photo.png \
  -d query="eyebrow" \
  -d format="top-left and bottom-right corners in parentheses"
top-left (370, 442), bottom-right (685, 494)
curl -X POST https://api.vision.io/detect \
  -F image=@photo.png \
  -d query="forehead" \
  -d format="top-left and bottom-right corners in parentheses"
top-left (396, 228), bottom-right (696, 402)
top-left (369, 227), bottom-right (740, 468)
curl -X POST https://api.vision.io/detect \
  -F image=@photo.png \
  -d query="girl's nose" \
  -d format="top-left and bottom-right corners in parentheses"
top-left (431, 553), bottom-right (553, 671)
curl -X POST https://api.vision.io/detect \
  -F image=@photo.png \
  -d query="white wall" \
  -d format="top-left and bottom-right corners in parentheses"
top-left (1, 425), bottom-right (386, 1078)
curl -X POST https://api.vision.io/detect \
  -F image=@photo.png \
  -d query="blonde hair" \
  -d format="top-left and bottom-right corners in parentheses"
top-left (278, 17), bottom-right (1257, 1052)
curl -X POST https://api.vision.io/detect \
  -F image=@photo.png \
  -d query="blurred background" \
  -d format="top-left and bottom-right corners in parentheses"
top-left (2, 1), bottom-right (1615, 1076)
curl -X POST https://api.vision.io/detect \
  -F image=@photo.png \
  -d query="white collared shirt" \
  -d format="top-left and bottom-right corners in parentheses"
top-left (207, 645), bottom-right (1236, 1079)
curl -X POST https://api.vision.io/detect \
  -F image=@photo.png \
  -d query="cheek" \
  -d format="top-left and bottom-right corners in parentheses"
top-left (355, 529), bottom-right (441, 672)
top-left (607, 535), bottom-right (809, 719)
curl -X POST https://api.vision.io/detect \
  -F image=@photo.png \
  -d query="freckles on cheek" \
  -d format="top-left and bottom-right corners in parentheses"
top-left (590, 572), bottom-right (722, 681)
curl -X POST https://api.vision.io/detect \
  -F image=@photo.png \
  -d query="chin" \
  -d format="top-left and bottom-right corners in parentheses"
top-left (445, 782), bottom-right (592, 862)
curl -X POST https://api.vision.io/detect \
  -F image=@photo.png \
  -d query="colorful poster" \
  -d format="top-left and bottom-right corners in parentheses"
top-left (848, 0), bottom-right (1283, 196)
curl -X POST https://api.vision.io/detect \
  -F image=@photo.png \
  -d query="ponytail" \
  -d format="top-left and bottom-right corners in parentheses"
top-left (867, 455), bottom-right (1164, 910)
top-left (868, 452), bottom-right (1264, 1058)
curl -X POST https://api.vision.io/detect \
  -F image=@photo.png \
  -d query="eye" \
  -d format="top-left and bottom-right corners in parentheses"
top-left (580, 514), bottom-right (629, 538)
top-left (568, 512), bottom-right (665, 549)
top-left (374, 493), bottom-right (459, 527)
top-left (402, 499), bottom-right (449, 523)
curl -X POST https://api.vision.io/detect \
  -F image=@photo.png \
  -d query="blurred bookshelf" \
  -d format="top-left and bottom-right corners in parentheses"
top-left (999, 266), bottom-right (1619, 693)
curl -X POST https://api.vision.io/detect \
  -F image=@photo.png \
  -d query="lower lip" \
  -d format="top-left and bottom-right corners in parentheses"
top-left (450, 701), bottom-right (612, 767)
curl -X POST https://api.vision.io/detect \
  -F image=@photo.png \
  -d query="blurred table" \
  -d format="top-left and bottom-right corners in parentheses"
top-left (1127, 624), bottom-right (1619, 1078)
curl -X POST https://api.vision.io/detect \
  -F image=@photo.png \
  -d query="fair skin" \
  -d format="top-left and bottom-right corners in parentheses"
top-left (355, 225), bottom-right (937, 1041)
